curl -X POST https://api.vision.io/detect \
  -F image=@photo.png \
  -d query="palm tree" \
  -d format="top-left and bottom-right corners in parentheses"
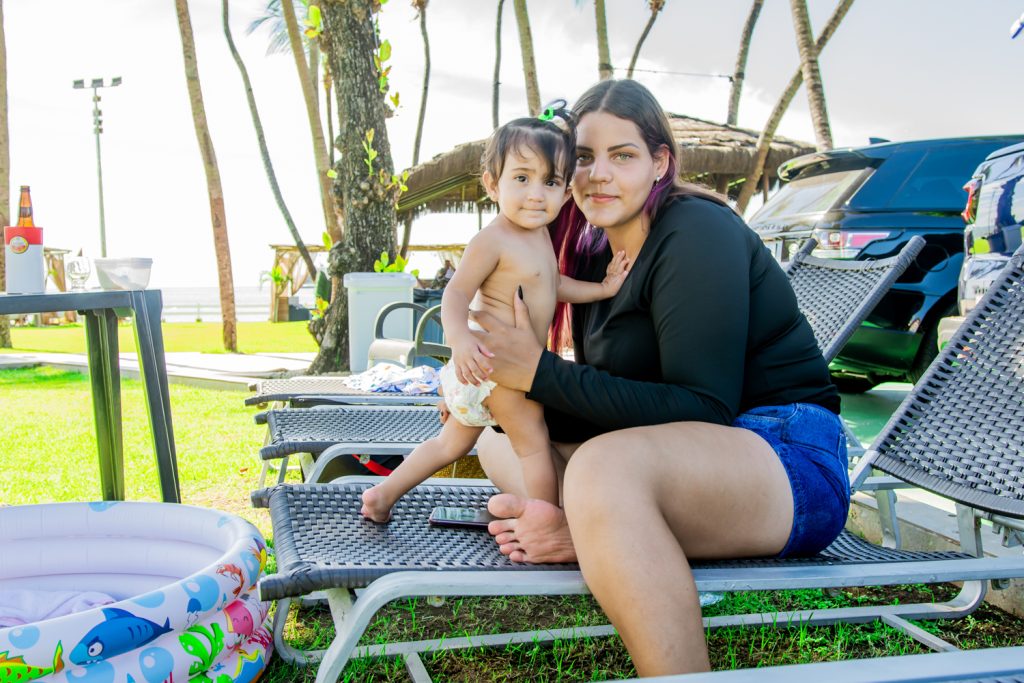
top-left (310, 0), bottom-right (399, 373)
top-left (627, 0), bottom-right (666, 79)
top-left (493, 0), bottom-right (505, 129)
top-left (174, 0), bottom-right (237, 352)
top-left (726, 0), bottom-right (763, 125)
top-left (223, 0), bottom-right (316, 279)
top-left (400, 0), bottom-right (431, 259)
top-left (512, 0), bottom-right (541, 115)
top-left (0, 0), bottom-right (10, 348)
top-left (735, 0), bottom-right (854, 215)
top-left (790, 0), bottom-right (833, 150)
top-left (279, 0), bottom-right (342, 245)
top-left (594, 0), bottom-right (613, 80)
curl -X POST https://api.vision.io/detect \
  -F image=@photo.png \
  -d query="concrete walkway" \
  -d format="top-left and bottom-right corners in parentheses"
top-left (0, 350), bottom-right (316, 390)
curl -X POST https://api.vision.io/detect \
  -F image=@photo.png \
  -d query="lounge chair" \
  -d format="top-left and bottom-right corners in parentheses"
top-left (246, 302), bottom-right (448, 409)
top-left (627, 646), bottom-right (1024, 682)
top-left (253, 244), bottom-right (1024, 682)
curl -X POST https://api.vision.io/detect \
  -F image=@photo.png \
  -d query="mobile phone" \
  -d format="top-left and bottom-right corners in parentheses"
top-left (428, 506), bottom-right (497, 530)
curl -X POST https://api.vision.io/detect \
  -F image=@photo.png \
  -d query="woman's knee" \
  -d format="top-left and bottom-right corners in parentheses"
top-left (563, 433), bottom-right (654, 511)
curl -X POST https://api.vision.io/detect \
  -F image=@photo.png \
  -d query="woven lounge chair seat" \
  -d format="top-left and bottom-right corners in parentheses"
top-left (259, 405), bottom-right (442, 461)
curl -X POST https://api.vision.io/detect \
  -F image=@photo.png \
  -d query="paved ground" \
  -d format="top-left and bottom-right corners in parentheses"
top-left (0, 350), bottom-right (316, 390)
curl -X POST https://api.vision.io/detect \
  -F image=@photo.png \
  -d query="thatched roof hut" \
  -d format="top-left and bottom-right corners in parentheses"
top-left (396, 113), bottom-right (814, 218)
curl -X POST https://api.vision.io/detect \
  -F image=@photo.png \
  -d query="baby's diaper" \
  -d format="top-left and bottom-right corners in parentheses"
top-left (440, 362), bottom-right (498, 427)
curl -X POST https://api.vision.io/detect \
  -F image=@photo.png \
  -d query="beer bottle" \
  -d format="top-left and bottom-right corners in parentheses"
top-left (16, 186), bottom-right (34, 227)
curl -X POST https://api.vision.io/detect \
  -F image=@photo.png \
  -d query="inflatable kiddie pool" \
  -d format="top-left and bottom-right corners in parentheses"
top-left (0, 502), bottom-right (273, 682)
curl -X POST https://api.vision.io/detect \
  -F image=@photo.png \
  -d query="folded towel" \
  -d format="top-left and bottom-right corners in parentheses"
top-left (342, 363), bottom-right (440, 395)
top-left (0, 589), bottom-right (116, 626)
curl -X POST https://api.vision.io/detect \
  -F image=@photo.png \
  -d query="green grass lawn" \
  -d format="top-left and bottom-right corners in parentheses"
top-left (2, 366), bottom-right (1022, 682)
top-left (0, 366), bottom-right (271, 533)
top-left (1, 320), bottom-right (318, 355)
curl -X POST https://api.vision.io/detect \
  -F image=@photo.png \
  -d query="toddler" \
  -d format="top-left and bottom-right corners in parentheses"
top-left (361, 106), bottom-right (628, 522)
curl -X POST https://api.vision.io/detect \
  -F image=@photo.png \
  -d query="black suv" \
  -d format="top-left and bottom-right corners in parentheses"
top-left (749, 135), bottom-right (1024, 392)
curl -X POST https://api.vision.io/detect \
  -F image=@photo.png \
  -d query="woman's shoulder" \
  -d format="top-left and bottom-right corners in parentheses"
top-left (659, 193), bottom-right (741, 226)
top-left (655, 194), bottom-right (753, 248)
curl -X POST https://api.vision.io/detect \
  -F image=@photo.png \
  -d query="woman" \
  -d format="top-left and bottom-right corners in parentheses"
top-left (467, 79), bottom-right (849, 676)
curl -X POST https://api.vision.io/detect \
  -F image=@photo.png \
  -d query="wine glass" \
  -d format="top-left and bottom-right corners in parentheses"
top-left (66, 256), bottom-right (92, 292)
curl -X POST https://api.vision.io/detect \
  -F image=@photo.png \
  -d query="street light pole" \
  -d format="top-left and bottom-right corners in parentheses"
top-left (73, 77), bottom-right (121, 258)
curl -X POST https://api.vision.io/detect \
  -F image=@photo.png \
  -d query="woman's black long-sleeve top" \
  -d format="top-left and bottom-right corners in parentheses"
top-left (528, 195), bottom-right (840, 444)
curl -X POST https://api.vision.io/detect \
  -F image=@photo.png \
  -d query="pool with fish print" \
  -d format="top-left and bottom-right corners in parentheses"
top-left (0, 502), bottom-right (272, 682)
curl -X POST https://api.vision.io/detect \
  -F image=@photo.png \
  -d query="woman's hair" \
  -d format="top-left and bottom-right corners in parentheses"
top-left (480, 113), bottom-right (577, 190)
top-left (549, 79), bottom-right (729, 351)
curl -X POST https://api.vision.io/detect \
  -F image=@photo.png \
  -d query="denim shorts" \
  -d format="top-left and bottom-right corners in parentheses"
top-left (733, 403), bottom-right (850, 557)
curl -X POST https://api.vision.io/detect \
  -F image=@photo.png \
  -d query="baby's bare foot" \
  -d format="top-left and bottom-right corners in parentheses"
top-left (360, 485), bottom-right (394, 523)
top-left (487, 493), bottom-right (576, 563)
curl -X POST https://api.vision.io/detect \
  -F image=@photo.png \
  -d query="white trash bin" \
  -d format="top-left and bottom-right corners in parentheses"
top-left (343, 272), bottom-right (416, 372)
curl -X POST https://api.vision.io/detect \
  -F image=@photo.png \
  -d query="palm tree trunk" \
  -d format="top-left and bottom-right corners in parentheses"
top-left (223, 0), bottom-right (316, 279)
top-left (790, 0), bottom-right (833, 150)
top-left (594, 0), bottom-right (613, 80)
top-left (0, 0), bottom-right (10, 348)
top-left (311, 0), bottom-right (398, 374)
top-left (174, 0), bottom-right (237, 352)
top-left (400, 1), bottom-right (431, 260)
top-left (412, 4), bottom-right (430, 166)
top-left (493, 0), bottom-right (505, 129)
top-left (726, 0), bottom-right (763, 125)
top-left (626, 0), bottom-right (665, 80)
top-left (281, 0), bottom-right (342, 244)
top-left (323, 61), bottom-right (335, 165)
top-left (512, 0), bottom-right (541, 116)
top-left (735, 0), bottom-right (854, 215)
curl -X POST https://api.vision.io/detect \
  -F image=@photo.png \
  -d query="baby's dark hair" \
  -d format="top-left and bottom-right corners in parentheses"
top-left (480, 109), bottom-right (577, 186)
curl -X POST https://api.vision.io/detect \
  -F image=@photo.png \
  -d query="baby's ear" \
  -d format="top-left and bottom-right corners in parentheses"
top-left (481, 171), bottom-right (498, 201)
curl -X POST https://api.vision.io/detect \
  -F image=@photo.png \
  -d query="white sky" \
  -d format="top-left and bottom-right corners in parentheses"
top-left (5, 0), bottom-right (1024, 288)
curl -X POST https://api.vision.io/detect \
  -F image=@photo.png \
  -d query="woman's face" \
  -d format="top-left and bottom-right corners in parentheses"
top-left (572, 111), bottom-right (668, 231)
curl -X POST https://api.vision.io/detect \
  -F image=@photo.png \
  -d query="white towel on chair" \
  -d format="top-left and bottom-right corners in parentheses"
top-left (0, 589), bottom-right (116, 626)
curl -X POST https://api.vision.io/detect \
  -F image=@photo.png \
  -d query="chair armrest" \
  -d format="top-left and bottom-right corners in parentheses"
top-left (414, 304), bottom-right (451, 361)
top-left (373, 302), bottom-right (427, 340)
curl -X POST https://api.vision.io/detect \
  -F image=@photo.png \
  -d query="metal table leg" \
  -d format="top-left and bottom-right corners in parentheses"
top-left (83, 308), bottom-right (124, 500)
top-left (132, 290), bottom-right (180, 503)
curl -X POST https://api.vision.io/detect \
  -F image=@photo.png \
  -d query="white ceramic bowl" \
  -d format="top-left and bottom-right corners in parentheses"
top-left (94, 257), bottom-right (153, 290)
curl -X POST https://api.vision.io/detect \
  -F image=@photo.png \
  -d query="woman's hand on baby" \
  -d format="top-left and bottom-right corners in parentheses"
top-left (468, 289), bottom-right (542, 392)
top-left (437, 399), bottom-right (450, 424)
top-left (601, 250), bottom-right (631, 295)
top-left (451, 336), bottom-right (494, 386)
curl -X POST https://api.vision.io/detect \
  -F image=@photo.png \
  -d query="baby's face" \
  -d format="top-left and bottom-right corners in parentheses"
top-left (488, 146), bottom-right (571, 231)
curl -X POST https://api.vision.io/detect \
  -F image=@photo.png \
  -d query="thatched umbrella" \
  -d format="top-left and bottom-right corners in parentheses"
top-left (396, 113), bottom-right (814, 219)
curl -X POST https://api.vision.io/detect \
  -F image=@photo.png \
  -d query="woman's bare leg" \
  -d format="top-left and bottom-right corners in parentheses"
top-left (487, 421), bottom-right (794, 675)
top-left (483, 386), bottom-right (557, 505)
top-left (564, 422), bottom-right (792, 676)
top-left (361, 419), bottom-right (483, 522)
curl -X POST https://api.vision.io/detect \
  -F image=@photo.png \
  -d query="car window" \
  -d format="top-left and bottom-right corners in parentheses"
top-left (749, 168), bottom-right (866, 225)
top-left (888, 146), bottom-right (1005, 211)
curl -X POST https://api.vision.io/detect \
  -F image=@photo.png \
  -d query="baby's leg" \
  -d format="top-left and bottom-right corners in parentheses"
top-left (361, 419), bottom-right (483, 522)
top-left (484, 386), bottom-right (557, 505)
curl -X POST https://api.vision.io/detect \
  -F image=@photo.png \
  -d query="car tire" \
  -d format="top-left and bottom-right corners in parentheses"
top-left (831, 374), bottom-right (879, 394)
top-left (905, 303), bottom-right (958, 385)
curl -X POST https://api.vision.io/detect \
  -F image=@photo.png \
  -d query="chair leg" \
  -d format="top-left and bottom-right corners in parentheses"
top-left (703, 578), bottom-right (988, 638)
top-left (271, 597), bottom-right (328, 666)
top-left (876, 486), bottom-right (903, 549)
